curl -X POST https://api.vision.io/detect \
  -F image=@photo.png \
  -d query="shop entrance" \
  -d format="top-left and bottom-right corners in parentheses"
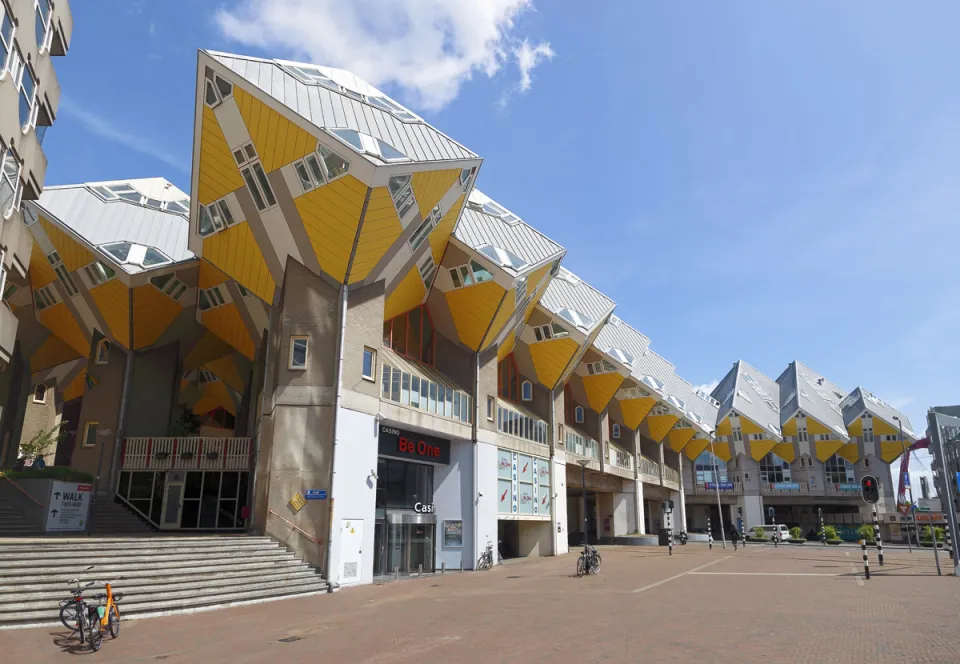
top-left (373, 453), bottom-right (439, 577)
top-left (498, 520), bottom-right (520, 559)
top-left (374, 517), bottom-right (436, 576)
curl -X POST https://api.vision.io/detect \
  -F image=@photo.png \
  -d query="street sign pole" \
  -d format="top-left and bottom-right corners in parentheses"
top-left (931, 420), bottom-right (960, 576)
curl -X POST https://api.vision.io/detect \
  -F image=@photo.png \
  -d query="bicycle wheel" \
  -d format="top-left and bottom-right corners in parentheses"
top-left (108, 605), bottom-right (120, 638)
top-left (576, 555), bottom-right (586, 577)
top-left (59, 603), bottom-right (80, 631)
top-left (476, 555), bottom-right (488, 571)
top-left (87, 613), bottom-right (102, 652)
top-left (589, 554), bottom-right (601, 575)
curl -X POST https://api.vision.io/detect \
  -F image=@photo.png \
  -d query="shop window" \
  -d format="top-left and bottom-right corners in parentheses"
top-left (289, 336), bottom-right (309, 370)
top-left (32, 383), bottom-right (46, 404)
top-left (575, 406), bottom-right (584, 424)
top-left (375, 457), bottom-right (434, 510)
top-left (95, 339), bottom-right (111, 365)
top-left (498, 354), bottom-right (519, 402)
top-left (362, 347), bottom-right (376, 381)
top-left (81, 421), bottom-right (98, 448)
top-left (382, 305), bottom-right (435, 365)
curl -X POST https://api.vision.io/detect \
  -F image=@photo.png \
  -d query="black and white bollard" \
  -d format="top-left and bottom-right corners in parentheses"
top-left (819, 508), bottom-right (826, 547)
top-left (739, 519), bottom-right (745, 549)
top-left (872, 508), bottom-right (884, 566)
top-left (707, 515), bottom-right (713, 551)
top-left (861, 538), bottom-right (870, 580)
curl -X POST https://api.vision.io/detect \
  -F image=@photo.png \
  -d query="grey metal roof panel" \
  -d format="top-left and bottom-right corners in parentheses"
top-left (455, 192), bottom-right (565, 271)
top-left (208, 51), bottom-right (478, 163)
top-left (539, 267), bottom-right (615, 333)
top-left (685, 384), bottom-right (721, 433)
top-left (630, 348), bottom-right (675, 398)
top-left (778, 361), bottom-right (849, 440)
top-left (36, 186), bottom-right (194, 268)
top-left (714, 360), bottom-right (782, 438)
top-left (593, 315), bottom-right (650, 366)
top-left (843, 386), bottom-right (918, 439)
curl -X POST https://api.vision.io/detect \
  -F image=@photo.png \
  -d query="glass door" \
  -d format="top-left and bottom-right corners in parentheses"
top-left (373, 520), bottom-right (386, 577)
top-left (406, 524), bottom-right (435, 573)
top-left (160, 474), bottom-right (184, 529)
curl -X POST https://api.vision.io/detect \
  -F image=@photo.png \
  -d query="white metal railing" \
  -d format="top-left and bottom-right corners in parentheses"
top-left (121, 437), bottom-right (252, 471)
top-left (662, 465), bottom-right (680, 487)
top-left (608, 442), bottom-right (634, 471)
top-left (639, 455), bottom-right (660, 479)
top-left (565, 431), bottom-right (599, 460)
top-left (381, 363), bottom-right (472, 425)
top-left (497, 404), bottom-right (548, 446)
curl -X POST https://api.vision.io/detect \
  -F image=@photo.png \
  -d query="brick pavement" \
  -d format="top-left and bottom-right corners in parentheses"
top-left (3, 543), bottom-right (959, 663)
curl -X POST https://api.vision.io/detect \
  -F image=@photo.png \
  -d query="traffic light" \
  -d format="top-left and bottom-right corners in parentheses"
top-left (861, 475), bottom-right (880, 504)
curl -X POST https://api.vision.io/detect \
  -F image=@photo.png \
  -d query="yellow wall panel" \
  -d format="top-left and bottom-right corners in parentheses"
top-left (621, 397), bottom-right (656, 430)
top-left (428, 195), bottom-right (464, 265)
top-left (684, 438), bottom-right (710, 461)
top-left (201, 380), bottom-right (237, 416)
top-left (411, 169), bottom-right (460, 219)
top-left (715, 417), bottom-right (732, 437)
top-left (482, 291), bottom-right (515, 351)
top-left (739, 418), bottom-right (763, 435)
top-left (528, 337), bottom-right (578, 390)
top-left (197, 105), bottom-right (245, 206)
top-left (203, 222), bottom-right (275, 303)
top-left (133, 285), bottom-right (183, 349)
top-left (837, 443), bottom-right (860, 463)
top-left (645, 413), bottom-right (679, 443)
top-left (30, 335), bottom-right (80, 373)
top-left (233, 87), bottom-right (316, 173)
top-left (29, 242), bottom-right (58, 289)
top-left (667, 427), bottom-right (696, 453)
top-left (383, 266), bottom-right (426, 321)
top-left (445, 280), bottom-right (505, 351)
top-left (204, 355), bottom-right (245, 393)
top-left (39, 217), bottom-right (94, 272)
top-left (296, 175), bottom-right (367, 283)
top-left (36, 303), bottom-right (89, 356)
top-left (748, 440), bottom-right (776, 462)
top-left (873, 418), bottom-right (897, 436)
top-left (184, 331), bottom-right (234, 372)
top-left (773, 442), bottom-right (796, 463)
top-left (712, 442), bottom-right (731, 462)
top-left (199, 260), bottom-right (229, 291)
top-left (62, 370), bottom-right (86, 402)
top-left (880, 441), bottom-right (903, 462)
top-left (89, 279), bottom-right (130, 348)
top-left (583, 372), bottom-right (626, 413)
top-left (805, 418), bottom-right (830, 436)
top-left (815, 440), bottom-right (844, 462)
top-left (497, 331), bottom-right (515, 362)
top-left (847, 418), bottom-right (863, 437)
top-left (202, 304), bottom-right (255, 360)
top-left (782, 418), bottom-right (797, 437)
top-left (191, 396), bottom-right (217, 417)
top-left (349, 186), bottom-right (402, 283)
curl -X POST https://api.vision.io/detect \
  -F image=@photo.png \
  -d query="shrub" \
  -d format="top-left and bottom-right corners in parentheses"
top-left (789, 527), bottom-right (803, 541)
top-left (921, 526), bottom-right (945, 542)
top-left (857, 524), bottom-right (875, 544)
top-left (1, 467), bottom-right (94, 483)
top-left (819, 525), bottom-right (840, 541)
top-left (751, 525), bottom-right (766, 538)
top-left (18, 423), bottom-right (67, 462)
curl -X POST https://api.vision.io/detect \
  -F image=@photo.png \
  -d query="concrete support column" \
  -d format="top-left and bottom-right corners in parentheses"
top-left (551, 457), bottom-right (568, 556)
top-left (678, 455), bottom-right (688, 531)
top-left (741, 494), bottom-right (764, 530)
top-left (635, 479), bottom-right (645, 534)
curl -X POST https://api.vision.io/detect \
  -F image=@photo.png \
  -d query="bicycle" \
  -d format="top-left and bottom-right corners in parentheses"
top-left (59, 569), bottom-right (122, 652)
top-left (92, 577), bottom-right (123, 641)
top-left (576, 544), bottom-right (601, 577)
top-left (476, 540), bottom-right (496, 571)
top-left (60, 566), bottom-right (95, 642)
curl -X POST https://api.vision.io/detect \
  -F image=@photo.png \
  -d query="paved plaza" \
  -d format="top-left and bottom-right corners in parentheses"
top-left (3, 543), bottom-right (958, 663)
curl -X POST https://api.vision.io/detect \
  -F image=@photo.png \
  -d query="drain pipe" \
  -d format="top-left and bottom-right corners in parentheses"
top-left (325, 285), bottom-right (349, 589)
top-left (472, 351), bottom-right (480, 567)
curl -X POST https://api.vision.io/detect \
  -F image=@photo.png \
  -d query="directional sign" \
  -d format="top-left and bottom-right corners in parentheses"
top-left (46, 481), bottom-right (91, 532)
top-left (903, 472), bottom-right (911, 488)
top-left (304, 489), bottom-right (327, 500)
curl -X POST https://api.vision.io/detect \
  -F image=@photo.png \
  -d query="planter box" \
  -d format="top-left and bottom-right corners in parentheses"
top-left (786, 540), bottom-right (806, 545)
top-left (826, 540), bottom-right (842, 546)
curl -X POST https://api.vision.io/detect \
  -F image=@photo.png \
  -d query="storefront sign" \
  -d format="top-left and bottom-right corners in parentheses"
top-left (838, 483), bottom-right (860, 491)
top-left (705, 482), bottom-right (735, 491)
top-left (305, 489), bottom-right (327, 500)
top-left (443, 520), bottom-right (463, 547)
top-left (46, 482), bottom-right (91, 532)
top-left (772, 482), bottom-right (801, 491)
top-left (414, 502), bottom-right (436, 514)
top-left (379, 425), bottom-right (450, 464)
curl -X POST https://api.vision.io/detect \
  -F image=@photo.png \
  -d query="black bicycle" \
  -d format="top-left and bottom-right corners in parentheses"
top-left (476, 540), bottom-right (504, 570)
top-left (59, 567), bottom-right (103, 652)
top-left (576, 544), bottom-right (601, 577)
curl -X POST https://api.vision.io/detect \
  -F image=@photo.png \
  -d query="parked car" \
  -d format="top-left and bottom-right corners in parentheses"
top-left (756, 524), bottom-right (792, 541)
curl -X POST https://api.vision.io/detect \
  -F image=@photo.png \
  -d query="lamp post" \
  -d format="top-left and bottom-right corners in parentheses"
top-left (708, 434), bottom-right (727, 549)
top-left (576, 459), bottom-right (591, 553)
top-left (893, 415), bottom-right (917, 552)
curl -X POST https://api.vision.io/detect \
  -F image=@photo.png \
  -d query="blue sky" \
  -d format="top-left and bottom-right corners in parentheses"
top-left (47, 1), bottom-right (959, 483)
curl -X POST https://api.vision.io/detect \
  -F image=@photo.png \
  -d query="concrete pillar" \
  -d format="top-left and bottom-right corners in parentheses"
top-left (741, 494), bottom-right (764, 531)
top-left (612, 483), bottom-right (636, 536)
top-left (678, 455), bottom-right (688, 531)
top-left (551, 456), bottom-right (568, 555)
top-left (635, 479), bottom-right (645, 534)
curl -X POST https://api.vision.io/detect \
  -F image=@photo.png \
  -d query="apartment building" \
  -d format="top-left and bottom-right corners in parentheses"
top-left (0, 48), bottom-right (922, 582)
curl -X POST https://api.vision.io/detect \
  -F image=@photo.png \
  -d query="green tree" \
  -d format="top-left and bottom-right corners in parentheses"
top-left (789, 526), bottom-right (803, 541)
top-left (921, 525), bottom-right (945, 542)
top-left (18, 422), bottom-right (67, 463)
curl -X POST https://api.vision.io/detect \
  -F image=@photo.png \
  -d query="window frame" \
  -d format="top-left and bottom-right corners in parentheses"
top-left (81, 421), bottom-right (99, 448)
top-left (32, 382), bottom-right (46, 404)
top-left (18, 58), bottom-right (38, 133)
top-left (288, 335), bottom-right (309, 370)
top-left (487, 395), bottom-right (495, 421)
top-left (34, 0), bottom-right (53, 54)
top-left (361, 347), bottom-right (376, 381)
top-left (95, 339), bottom-right (110, 365)
top-left (612, 423), bottom-right (621, 439)
top-left (574, 406), bottom-right (584, 424)
top-left (409, 205), bottom-right (441, 250)
top-left (0, 141), bottom-right (22, 220)
top-left (203, 73), bottom-right (233, 109)
top-left (0, 1), bottom-right (15, 79)
top-left (521, 380), bottom-right (533, 402)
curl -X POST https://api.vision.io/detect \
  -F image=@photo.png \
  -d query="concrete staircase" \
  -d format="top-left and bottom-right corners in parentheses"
top-left (0, 497), bottom-right (43, 537)
top-left (88, 498), bottom-right (154, 534)
top-left (0, 535), bottom-right (329, 628)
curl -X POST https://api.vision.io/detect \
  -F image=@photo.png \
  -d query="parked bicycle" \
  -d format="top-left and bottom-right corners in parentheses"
top-left (576, 544), bottom-right (601, 577)
top-left (59, 567), bottom-right (122, 652)
top-left (476, 540), bottom-right (504, 570)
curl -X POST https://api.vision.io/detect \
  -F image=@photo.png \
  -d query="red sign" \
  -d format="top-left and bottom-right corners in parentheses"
top-left (77, 485), bottom-right (92, 492)
top-left (378, 425), bottom-right (450, 464)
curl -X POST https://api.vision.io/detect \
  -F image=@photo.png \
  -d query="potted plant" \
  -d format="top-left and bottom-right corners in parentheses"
top-left (920, 525), bottom-right (945, 548)
top-left (180, 451), bottom-right (196, 461)
top-left (788, 526), bottom-right (805, 544)
top-left (154, 451), bottom-right (170, 461)
top-left (747, 525), bottom-right (768, 543)
top-left (820, 525), bottom-right (842, 545)
top-left (857, 524), bottom-right (875, 544)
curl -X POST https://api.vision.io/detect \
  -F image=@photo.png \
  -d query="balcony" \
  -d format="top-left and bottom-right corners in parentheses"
top-left (639, 455), bottom-right (660, 484)
top-left (380, 354), bottom-right (473, 426)
top-left (497, 401), bottom-right (548, 447)
top-left (121, 437), bottom-right (252, 471)
top-left (690, 481), bottom-right (743, 495)
top-left (0, 302), bottom-right (17, 366)
top-left (662, 465), bottom-right (680, 490)
top-left (565, 431), bottom-right (599, 461)
top-left (607, 442), bottom-right (634, 475)
top-left (760, 481), bottom-right (811, 495)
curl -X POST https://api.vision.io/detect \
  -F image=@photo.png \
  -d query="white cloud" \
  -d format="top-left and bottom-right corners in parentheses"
top-left (214, 0), bottom-right (555, 111)
top-left (60, 98), bottom-right (188, 174)
top-left (694, 379), bottom-right (720, 397)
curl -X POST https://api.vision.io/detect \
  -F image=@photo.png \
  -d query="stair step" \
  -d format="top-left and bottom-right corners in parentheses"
top-left (0, 535), bottom-right (272, 546)
top-left (0, 552), bottom-right (298, 578)
top-left (0, 546), bottom-right (290, 569)
top-left (0, 541), bottom-right (280, 561)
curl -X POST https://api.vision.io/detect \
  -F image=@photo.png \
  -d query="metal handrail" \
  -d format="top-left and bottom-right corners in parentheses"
top-left (0, 472), bottom-right (42, 507)
top-left (268, 509), bottom-right (320, 544)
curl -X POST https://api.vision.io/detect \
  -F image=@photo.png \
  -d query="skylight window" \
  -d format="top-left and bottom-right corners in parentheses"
top-left (477, 244), bottom-right (528, 271)
top-left (640, 375), bottom-right (665, 393)
top-left (102, 242), bottom-right (131, 262)
top-left (607, 347), bottom-right (635, 366)
top-left (481, 201), bottom-right (520, 225)
top-left (286, 65), bottom-right (341, 92)
top-left (557, 267), bottom-right (580, 285)
top-left (331, 129), bottom-right (409, 162)
top-left (666, 395), bottom-right (687, 411)
top-left (367, 95), bottom-right (417, 122)
top-left (99, 242), bottom-right (172, 270)
top-left (556, 307), bottom-right (594, 331)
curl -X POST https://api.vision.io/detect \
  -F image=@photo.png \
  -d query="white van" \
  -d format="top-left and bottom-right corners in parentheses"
top-left (757, 524), bottom-right (792, 541)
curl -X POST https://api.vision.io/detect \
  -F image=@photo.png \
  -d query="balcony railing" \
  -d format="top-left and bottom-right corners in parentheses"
top-left (497, 403), bottom-right (548, 446)
top-left (607, 442), bottom-right (634, 471)
top-left (381, 362), bottom-right (473, 425)
top-left (639, 455), bottom-right (660, 481)
top-left (662, 465), bottom-right (680, 487)
top-left (565, 432), bottom-right (599, 460)
top-left (121, 437), bottom-right (252, 471)
top-left (760, 481), bottom-right (810, 495)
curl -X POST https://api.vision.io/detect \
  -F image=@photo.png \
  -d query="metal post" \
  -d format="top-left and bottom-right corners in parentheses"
top-left (861, 538), bottom-right (870, 580)
top-left (709, 435), bottom-right (727, 549)
top-left (581, 463), bottom-right (588, 553)
top-left (739, 513), bottom-right (745, 549)
top-left (872, 508), bottom-right (884, 566)
top-left (819, 508), bottom-right (826, 547)
top-left (418, 563), bottom-right (423, 577)
top-left (931, 522), bottom-right (942, 576)
top-left (668, 507), bottom-right (673, 556)
top-left (707, 514), bottom-right (712, 551)
top-left (395, 566), bottom-right (399, 581)
top-left (931, 419), bottom-right (960, 576)
top-left (769, 506), bottom-right (778, 548)
top-left (896, 417), bottom-right (916, 552)
top-left (441, 562), bottom-right (445, 575)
